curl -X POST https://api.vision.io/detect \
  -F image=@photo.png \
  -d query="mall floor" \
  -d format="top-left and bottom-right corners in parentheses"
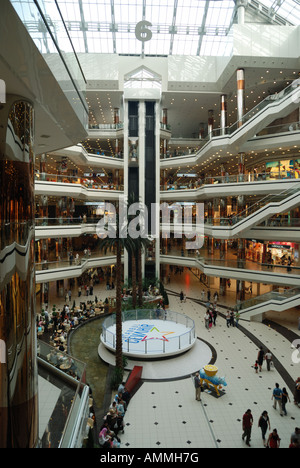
top-left (44, 269), bottom-right (300, 449)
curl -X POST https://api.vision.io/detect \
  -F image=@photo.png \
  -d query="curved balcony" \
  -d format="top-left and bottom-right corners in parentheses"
top-left (35, 172), bottom-right (124, 200)
top-left (50, 144), bottom-right (124, 170)
top-left (160, 249), bottom-right (300, 287)
top-left (235, 287), bottom-right (300, 321)
top-left (161, 80), bottom-right (300, 169)
top-left (161, 182), bottom-right (300, 239)
top-left (35, 217), bottom-right (99, 239)
top-left (160, 172), bottom-right (299, 200)
top-left (35, 251), bottom-right (123, 284)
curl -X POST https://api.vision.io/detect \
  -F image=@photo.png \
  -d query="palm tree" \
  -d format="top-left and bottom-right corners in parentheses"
top-left (127, 193), bottom-right (151, 308)
top-left (98, 200), bottom-right (135, 371)
top-left (98, 196), bottom-right (151, 373)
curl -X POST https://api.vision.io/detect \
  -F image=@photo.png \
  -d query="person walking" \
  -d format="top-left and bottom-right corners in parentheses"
top-left (204, 312), bottom-right (210, 330)
top-left (212, 308), bottom-right (217, 326)
top-left (230, 310), bottom-right (235, 327)
top-left (272, 383), bottom-right (283, 416)
top-left (180, 291), bottom-right (184, 303)
top-left (267, 429), bottom-right (281, 448)
top-left (265, 349), bottom-right (273, 371)
top-left (194, 372), bottom-right (202, 402)
top-left (258, 411), bottom-right (271, 446)
top-left (282, 387), bottom-right (290, 416)
top-left (226, 310), bottom-right (231, 328)
top-left (242, 409), bottom-right (253, 447)
top-left (294, 378), bottom-right (300, 407)
top-left (257, 346), bottom-right (264, 372)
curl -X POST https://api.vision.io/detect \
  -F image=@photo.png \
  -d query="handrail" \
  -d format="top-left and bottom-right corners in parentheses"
top-left (35, 172), bottom-right (124, 191)
top-left (161, 171), bottom-right (299, 191)
top-left (236, 287), bottom-right (300, 312)
top-left (160, 80), bottom-right (300, 160)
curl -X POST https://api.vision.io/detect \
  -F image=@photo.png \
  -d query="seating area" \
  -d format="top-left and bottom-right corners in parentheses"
top-left (36, 293), bottom-right (116, 362)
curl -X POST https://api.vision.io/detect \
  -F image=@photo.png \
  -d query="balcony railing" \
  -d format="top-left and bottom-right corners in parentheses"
top-left (160, 171), bottom-right (299, 191)
top-left (35, 172), bottom-right (124, 191)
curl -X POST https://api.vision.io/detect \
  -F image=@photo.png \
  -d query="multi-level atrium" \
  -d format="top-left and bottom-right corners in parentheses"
top-left (1, 0), bottom-right (300, 449)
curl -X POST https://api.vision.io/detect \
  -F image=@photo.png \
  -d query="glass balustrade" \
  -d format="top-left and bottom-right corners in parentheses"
top-left (161, 248), bottom-right (300, 275)
top-left (236, 287), bottom-right (300, 312)
top-left (160, 170), bottom-right (299, 191)
top-left (37, 340), bottom-right (88, 448)
top-left (160, 184), bottom-right (300, 228)
top-left (101, 309), bottom-right (195, 356)
top-left (35, 217), bottom-right (99, 226)
top-left (35, 249), bottom-right (118, 271)
top-left (35, 172), bottom-right (124, 191)
top-left (160, 80), bottom-right (300, 160)
top-left (78, 143), bottom-right (124, 159)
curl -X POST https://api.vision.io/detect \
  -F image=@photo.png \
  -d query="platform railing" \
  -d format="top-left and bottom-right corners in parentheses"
top-left (101, 309), bottom-right (195, 355)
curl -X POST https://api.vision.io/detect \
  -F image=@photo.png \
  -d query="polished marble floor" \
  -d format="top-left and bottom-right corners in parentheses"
top-left (118, 281), bottom-right (300, 449)
top-left (39, 268), bottom-right (300, 449)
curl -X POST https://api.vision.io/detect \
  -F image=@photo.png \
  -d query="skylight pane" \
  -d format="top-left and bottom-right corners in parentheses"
top-left (176, 0), bottom-right (205, 29)
top-left (147, 0), bottom-right (175, 26)
top-left (114, 0), bottom-right (144, 24)
top-left (57, 1), bottom-right (81, 23)
top-left (116, 33), bottom-right (141, 54)
top-left (277, 2), bottom-right (300, 23)
top-left (86, 31), bottom-right (114, 53)
top-left (69, 35), bottom-right (86, 53)
top-left (144, 33), bottom-right (170, 55)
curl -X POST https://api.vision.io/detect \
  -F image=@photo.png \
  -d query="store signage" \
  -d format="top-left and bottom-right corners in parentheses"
top-left (135, 20), bottom-right (153, 42)
top-left (268, 243), bottom-right (291, 249)
top-left (83, 172), bottom-right (105, 177)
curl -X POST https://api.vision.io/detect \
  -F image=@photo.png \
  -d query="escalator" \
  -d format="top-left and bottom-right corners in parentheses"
top-left (205, 182), bottom-right (300, 238)
top-left (236, 287), bottom-right (300, 321)
top-left (161, 79), bottom-right (300, 167)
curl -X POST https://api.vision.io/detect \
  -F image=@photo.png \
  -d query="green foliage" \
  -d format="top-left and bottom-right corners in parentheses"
top-left (110, 366), bottom-right (124, 390)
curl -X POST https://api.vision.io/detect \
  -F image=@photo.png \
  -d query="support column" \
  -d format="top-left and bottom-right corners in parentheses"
top-left (115, 138), bottom-right (119, 157)
top-left (162, 108), bottom-right (168, 130)
top-left (220, 94), bottom-right (227, 135)
top-left (40, 153), bottom-right (46, 181)
top-left (199, 122), bottom-right (205, 140)
top-left (236, 192), bottom-right (246, 301)
top-left (208, 109), bottom-right (214, 138)
top-left (207, 201), bottom-right (214, 255)
top-left (238, 152), bottom-right (245, 182)
top-left (237, 68), bottom-right (245, 127)
top-left (163, 138), bottom-right (167, 158)
top-left (0, 96), bottom-right (38, 447)
top-left (114, 107), bottom-right (120, 126)
top-left (236, 0), bottom-right (247, 25)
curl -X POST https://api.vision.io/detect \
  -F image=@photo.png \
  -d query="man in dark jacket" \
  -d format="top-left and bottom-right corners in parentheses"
top-left (242, 409), bottom-right (253, 447)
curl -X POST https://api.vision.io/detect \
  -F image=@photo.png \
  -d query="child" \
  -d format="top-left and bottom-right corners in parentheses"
top-left (254, 361), bottom-right (259, 373)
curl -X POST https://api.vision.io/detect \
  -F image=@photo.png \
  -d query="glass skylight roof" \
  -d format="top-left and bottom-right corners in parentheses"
top-left (51, 0), bottom-right (237, 56)
top-left (259, 0), bottom-right (300, 24)
top-left (10, 0), bottom-right (300, 58)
